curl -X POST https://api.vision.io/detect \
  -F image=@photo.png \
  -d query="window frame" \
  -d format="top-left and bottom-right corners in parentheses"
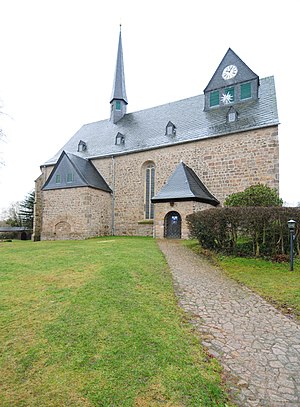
top-left (166, 121), bottom-right (176, 136)
top-left (66, 172), bottom-right (74, 183)
top-left (209, 90), bottom-right (220, 107)
top-left (115, 132), bottom-right (125, 145)
top-left (144, 162), bottom-right (155, 220)
top-left (240, 82), bottom-right (252, 100)
top-left (227, 107), bottom-right (238, 123)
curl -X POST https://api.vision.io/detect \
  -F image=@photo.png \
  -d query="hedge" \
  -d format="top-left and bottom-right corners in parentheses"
top-left (186, 207), bottom-right (300, 258)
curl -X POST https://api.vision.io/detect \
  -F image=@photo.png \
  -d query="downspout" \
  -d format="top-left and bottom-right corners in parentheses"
top-left (111, 156), bottom-right (115, 236)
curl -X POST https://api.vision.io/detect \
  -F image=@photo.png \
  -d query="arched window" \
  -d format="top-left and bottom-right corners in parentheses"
top-left (144, 162), bottom-right (155, 219)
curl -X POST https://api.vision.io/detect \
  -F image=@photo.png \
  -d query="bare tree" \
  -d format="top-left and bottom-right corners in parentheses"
top-left (1, 201), bottom-right (21, 226)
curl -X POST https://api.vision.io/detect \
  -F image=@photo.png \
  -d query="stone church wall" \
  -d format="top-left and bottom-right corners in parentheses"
top-left (154, 201), bottom-right (211, 239)
top-left (92, 125), bottom-right (279, 237)
top-left (35, 125), bottom-right (279, 240)
top-left (40, 187), bottom-right (112, 240)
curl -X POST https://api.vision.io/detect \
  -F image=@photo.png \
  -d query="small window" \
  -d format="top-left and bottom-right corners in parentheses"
top-left (165, 121), bottom-right (176, 136)
top-left (227, 107), bottom-right (238, 123)
top-left (241, 82), bottom-right (252, 100)
top-left (77, 140), bottom-right (87, 152)
top-left (55, 174), bottom-right (61, 184)
top-left (228, 112), bottom-right (236, 122)
top-left (116, 101), bottom-right (121, 111)
top-left (66, 173), bottom-right (74, 183)
top-left (210, 91), bottom-right (219, 107)
top-left (115, 132), bottom-right (125, 145)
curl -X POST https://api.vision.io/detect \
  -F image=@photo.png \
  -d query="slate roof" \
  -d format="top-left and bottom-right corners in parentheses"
top-left (42, 151), bottom-right (112, 192)
top-left (0, 227), bottom-right (31, 232)
top-left (44, 76), bottom-right (278, 166)
top-left (152, 162), bottom-right (220, 206)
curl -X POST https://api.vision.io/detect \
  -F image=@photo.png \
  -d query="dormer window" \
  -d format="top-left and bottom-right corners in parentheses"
top-left (77, 140), bottom-right (87, 152)
top-left (227, 106), bottom-right (238, 123)
top-left (115, 132), bottom-right (125, 145)
top-left (165, 121), bottom-right (176, 136)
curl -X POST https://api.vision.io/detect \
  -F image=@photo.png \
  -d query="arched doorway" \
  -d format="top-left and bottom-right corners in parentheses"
top-left (21, 231), bottom-right (28, 240)
top-left (164, 211), bottom-right (182, 239)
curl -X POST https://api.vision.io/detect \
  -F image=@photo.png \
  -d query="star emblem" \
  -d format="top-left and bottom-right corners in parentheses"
top-left (221, 92), bottom-right (233, 104)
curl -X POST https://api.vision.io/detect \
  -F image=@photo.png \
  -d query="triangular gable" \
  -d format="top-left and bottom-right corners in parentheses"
top-left (152, 162), bottom-right (219, 206)
top-left (204, 48), bottom-right (259, 93)
top-left (42, 151), bottom-right (111, 192)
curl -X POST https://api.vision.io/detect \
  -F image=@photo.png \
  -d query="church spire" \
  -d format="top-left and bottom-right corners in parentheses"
top-left (110, 26), bottom-right (128, 123)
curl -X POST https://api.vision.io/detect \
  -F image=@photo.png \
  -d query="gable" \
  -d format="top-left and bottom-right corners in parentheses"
top-left (204, 48), bottom-right (259, 93)
top-left (203, 49), bottom-right (260, 111)
top-left (42, 151), bottom-right (111, 192)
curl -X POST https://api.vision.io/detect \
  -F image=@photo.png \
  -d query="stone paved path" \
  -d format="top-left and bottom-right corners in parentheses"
top-left (158, 240), bottom-right (300, 407)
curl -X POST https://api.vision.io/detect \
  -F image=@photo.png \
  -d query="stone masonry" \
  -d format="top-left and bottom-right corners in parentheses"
top-left (154, 201), bottom-right (209, 239)
top-left (37, 125), bottom-right (279, 239)
top-left (41, 187), bottom-right (112, 240)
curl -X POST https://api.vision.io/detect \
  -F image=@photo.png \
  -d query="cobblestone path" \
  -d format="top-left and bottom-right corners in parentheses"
top-left (158, 240), bottom-right (300, 407)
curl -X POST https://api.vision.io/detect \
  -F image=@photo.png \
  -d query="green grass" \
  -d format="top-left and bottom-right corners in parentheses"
top-left (217, 255), bottom-right (300, 320)
top-left (0, 237), bottom-right (230, 406)
top-left (184, 239), bottom-right (300, 321)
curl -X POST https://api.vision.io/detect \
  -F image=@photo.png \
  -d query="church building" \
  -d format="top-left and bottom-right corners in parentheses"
top-left (33, 30), bottom-right (279, 240)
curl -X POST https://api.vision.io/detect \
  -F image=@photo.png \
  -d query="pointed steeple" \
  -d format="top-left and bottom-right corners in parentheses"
top-left (110, 26), bottom-right (128, 123)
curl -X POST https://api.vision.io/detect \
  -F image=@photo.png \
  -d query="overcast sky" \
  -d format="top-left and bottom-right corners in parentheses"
top-left (0, 0), bottom-right (299, 213)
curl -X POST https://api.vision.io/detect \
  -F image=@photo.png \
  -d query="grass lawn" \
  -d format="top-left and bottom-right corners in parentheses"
top-left (0, 237), bottom-right (230, 407)
top-left (184, 240), bottom-right (300, 321)
top-left (217, 255), bottom-right (300, 320)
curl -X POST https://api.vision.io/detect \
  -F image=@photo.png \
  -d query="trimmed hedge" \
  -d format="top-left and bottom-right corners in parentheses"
top-left (186, 207), bottom-right (300, 258)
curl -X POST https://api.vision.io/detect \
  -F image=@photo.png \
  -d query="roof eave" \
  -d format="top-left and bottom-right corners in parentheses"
top-left (151, 196), bottom-right (220, 206)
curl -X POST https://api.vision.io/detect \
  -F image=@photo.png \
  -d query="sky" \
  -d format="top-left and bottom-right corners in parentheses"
top-left (0, 0), bottom-right (299, 214)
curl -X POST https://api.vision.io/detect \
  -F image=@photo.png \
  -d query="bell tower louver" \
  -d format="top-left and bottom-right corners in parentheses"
top-left (110, 26), bottom-right (128, 124)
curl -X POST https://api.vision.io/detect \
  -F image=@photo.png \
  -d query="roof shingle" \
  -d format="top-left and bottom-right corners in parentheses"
top-left (44, 76), bottom-right (278, 166)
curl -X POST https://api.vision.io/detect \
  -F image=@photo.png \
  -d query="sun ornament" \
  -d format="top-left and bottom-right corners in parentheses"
top-left (221, 92), bottom-right (233, 104)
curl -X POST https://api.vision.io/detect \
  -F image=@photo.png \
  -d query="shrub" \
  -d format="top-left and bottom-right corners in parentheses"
top-left (187, 207), bottom-right (300, 258)
top-left (224, 184), bottom-right (283, 207)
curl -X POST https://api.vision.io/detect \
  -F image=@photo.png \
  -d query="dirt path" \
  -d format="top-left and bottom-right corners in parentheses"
top-left (158, 239), bottom-right (300, 407)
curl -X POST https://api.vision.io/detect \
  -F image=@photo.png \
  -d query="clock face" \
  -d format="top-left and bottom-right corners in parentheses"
top-left (222, 65), bottom-right (238, 80)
